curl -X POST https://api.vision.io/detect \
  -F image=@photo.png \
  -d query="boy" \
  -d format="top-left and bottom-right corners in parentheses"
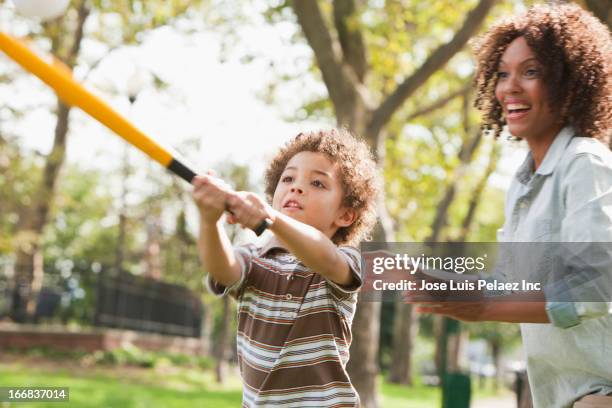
top-left (192, 129), bottom-right (379, 407)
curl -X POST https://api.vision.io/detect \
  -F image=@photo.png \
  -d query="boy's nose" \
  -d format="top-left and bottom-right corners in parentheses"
top-left (290, 186), bottom-right (303, 194)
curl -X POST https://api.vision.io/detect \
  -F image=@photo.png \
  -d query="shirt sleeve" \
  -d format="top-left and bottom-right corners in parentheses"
top-left (325, 246), bottom-right (363, 299)
top-left (547, 152), bottom-right (612, 327)
top-left (205, 244), bottom-right (257, 298)
top-left (546, 301), bottom-right (612, 329)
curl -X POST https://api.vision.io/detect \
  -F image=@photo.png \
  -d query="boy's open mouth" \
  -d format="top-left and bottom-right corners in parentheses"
top-left (283, 199), bottom-right (303, 210)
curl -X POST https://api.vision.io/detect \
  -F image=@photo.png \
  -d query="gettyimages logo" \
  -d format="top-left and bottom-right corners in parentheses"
top-left (360, 242), bottom-right (612, 303)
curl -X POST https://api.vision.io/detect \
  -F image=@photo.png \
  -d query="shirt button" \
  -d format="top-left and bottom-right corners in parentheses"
top-left (286, 274), bottom-right (291, 281)
top-left (286, 294), bottom-right (292, 300)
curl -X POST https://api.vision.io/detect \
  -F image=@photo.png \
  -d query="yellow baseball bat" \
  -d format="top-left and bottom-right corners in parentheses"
top-left (0, 32), bottom-right (270, 235)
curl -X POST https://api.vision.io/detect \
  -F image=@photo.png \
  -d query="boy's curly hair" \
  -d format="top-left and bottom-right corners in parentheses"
top-left (472, 3), bottom-right (612, 146)
top-left (264, 129), bottom-right (380, 246)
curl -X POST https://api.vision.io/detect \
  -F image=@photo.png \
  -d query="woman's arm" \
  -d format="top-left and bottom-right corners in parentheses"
top-left (412, 294), bottom-right (550, 323)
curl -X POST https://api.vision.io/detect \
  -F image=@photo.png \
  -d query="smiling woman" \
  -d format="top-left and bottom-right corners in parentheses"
top-left (411, 4), bottom-right (612, 408)
top-left (493, 36), bottom-right (562, 166)
top-left (473, 3), bottom-right (611, 147)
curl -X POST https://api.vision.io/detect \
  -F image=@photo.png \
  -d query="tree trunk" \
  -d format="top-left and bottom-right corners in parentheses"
top-left (491, 338), bottom-right (501, 391)
top-left (388, 302), bottom-right (418, 385)
top-left (10, 2), bottom-right (89, 323)
top-left (11, 101), bottom-right (71, 322)
top-left (347, 300), bottom-right (381, 407)
top-left (447, 329), bottom-right (467, 372)
top-left (215, 295), bottom-right (234, 383)
top-left (115, 145), bottom-right (130, 273)
top-left (290, 2), bottom-right (496, 404)
top-left (144, 215), bottom-right (162, 279)
top-left (346, 116), bottom-right (399, 406)
top-left (200, 303), bottom-right (213, 356)
top-left (433, 315), bottom-right (444, 378)
top-left (518, 371), bottom-right (534, 408)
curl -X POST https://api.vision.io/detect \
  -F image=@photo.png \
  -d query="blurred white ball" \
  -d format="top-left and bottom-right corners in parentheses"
top-left (12, 0), bottom-right (70, 21)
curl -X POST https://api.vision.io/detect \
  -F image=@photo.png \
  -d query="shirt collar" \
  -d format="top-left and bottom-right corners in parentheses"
top-left (258, 235), bottom-right (290, 257)
top-left (516, 127), bottom-right (575, 184)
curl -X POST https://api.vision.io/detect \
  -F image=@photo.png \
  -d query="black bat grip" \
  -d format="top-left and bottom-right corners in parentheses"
top-left (168, 158), bottom-right (197, 183)
top-left (224, 205), bottom-right (272, 237)
top-left (253, 218), bottom-right (273, 236)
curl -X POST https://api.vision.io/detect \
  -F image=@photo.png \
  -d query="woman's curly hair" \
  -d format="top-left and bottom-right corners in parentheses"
top-left (264, 129), bottom-right (380, 247)
top-left (473, 3), bottom-right (612, 146)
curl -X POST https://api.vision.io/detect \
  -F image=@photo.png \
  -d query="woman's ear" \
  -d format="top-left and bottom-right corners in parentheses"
top-left (335, 208), bottom-right (356, 228)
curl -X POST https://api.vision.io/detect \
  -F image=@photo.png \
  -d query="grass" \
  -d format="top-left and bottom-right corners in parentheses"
top-left (0, 356), bottom-right (512, 408)
top-left (380, 376), bottom-right (511, 408)
top-left (381, 379), bottom-right (440, 408)
top-left (0, 360), bottom-right (241, 408)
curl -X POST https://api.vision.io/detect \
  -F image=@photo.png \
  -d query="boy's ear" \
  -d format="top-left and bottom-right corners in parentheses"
top-left (335, 207), bottom-right (356, 228)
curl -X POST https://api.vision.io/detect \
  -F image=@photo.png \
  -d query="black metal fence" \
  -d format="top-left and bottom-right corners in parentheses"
top-left (94, 272), bottom-right (203, 338)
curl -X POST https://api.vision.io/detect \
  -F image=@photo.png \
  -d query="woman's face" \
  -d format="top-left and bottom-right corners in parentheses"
top-left (495, 36), bottom-right (560, 141)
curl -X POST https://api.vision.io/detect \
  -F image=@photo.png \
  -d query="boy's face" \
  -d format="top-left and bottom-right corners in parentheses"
top-left (272, 151), bottom-right (355, 239)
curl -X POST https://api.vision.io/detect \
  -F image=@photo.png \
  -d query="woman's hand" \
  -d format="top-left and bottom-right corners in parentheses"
top-left (412, 301), bottom-right (489, 322)
top-left (404, 275), bottom-right (489, 322)
top-left (409, 298), bottom-right (550, 323)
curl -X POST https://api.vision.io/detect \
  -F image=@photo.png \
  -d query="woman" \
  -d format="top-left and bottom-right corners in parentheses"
top-left (412, 4), bottom-right (612, 408)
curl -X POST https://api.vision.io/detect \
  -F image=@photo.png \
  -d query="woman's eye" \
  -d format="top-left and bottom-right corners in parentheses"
top-left (496, 71), bottom-right (508, 79)
top-left (312, 180), bottom-right (325, 188)
top-left (281, 176), bottom-right (293, 183)
top-left (525, 68), bottom-right (538, 76)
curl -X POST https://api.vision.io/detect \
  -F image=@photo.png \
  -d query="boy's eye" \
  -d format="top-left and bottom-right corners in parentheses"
top-left (312, 180), bottom-right (325, 188)
top-left (525, 68), bottom-right (538, 76)
top-left (281, 176), bottom-right (293, 183)
top-left (496, 71), bottom-right (508, 79)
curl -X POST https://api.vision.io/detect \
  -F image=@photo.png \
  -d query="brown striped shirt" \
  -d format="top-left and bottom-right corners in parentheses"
top-left (207, 237), bottom-right (362, 407)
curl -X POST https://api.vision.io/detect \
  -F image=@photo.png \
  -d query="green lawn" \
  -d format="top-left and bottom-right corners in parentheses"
top-left (0, 361), bottom-right (241, 408)
top-left (0, 359), bottom-right (510, 408)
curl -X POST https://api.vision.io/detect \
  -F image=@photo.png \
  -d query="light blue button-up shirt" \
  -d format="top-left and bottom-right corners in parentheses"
top-left (498, 127), bottom-right (612, 407)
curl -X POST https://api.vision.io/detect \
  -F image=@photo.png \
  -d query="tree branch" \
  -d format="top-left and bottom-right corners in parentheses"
top-left (66, 1), bottom-right (90, 67)
top-left (426, 128), bottom-right (484, 243)
top-left (367, 0), bottom-right (496, 138)
top-left (456, 143), bottom-right (500, 241)
top-left (333, 0), bottom-right (367, 82)
top-left (406, 82), bottom-right (471, 121)
top-left (292, 0), bottom-right (350, 110)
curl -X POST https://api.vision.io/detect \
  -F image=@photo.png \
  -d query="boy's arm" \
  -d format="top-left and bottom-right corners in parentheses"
top-left (270, 212), bottom-right (354, 286)
top-left (198, 219), bottom-right (242, 287)
top-left (226, 192), bottom-right (356, 287)
top-left (192, 175), bottom-right (242, 288)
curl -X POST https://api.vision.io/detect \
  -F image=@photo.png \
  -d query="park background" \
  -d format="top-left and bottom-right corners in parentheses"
top-left (0, 0), bottom-right (610, 407)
